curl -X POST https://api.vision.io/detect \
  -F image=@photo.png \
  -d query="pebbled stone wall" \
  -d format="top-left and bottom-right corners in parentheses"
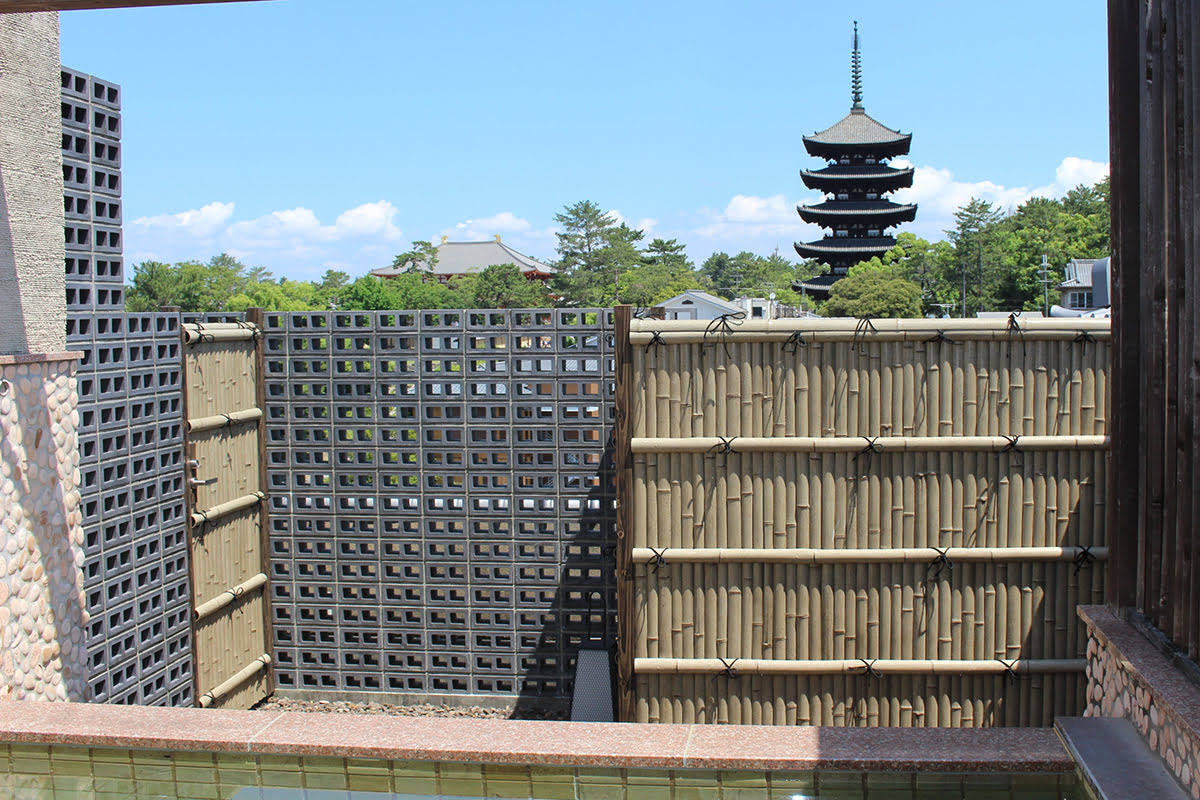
top-left (1082, 606), bottom-right (1200, 798)
top-left (0, 354), bottom-right (87, 700)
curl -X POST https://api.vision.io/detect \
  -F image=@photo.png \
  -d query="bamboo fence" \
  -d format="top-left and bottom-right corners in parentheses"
top-left (183, 320), bottom-right (273, 710)
top-left (618, 314), bottom-right (1109, 726)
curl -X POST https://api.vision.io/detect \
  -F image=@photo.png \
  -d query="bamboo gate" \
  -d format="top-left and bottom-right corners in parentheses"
top-left (182, 315), bottom-right (274, 709)
top-left (614, 310), bottom-right (1110, 726)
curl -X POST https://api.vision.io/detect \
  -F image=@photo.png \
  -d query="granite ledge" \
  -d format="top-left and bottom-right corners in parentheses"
top-left (1079, 605), bottom-right (1200, 743)
top-left (0, 350), bottom-right (83, 365)
top-left (0, 701), bottom-right (1073, 772)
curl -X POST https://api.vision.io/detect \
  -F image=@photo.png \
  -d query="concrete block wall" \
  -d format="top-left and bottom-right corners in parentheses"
top-left (69, 312), bottom-right (191, 706)
top-left (60, 65), bottom-right (123, 314)
top-left (262, 309), bottom-right (618, 706)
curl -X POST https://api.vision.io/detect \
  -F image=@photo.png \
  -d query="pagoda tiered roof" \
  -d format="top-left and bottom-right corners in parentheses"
top-left (797, 199), bottom-right (917, 227)
top-left (794, 236), bottom-right (896, 266)
top-left (800, 163), bottom-right (914, 192)
top-left (802, 108), bottom-right (912, 160)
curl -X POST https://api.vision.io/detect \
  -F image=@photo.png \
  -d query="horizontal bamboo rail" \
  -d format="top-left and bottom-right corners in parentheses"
top-left (197, 654), bottom-right (272, 708)
top-left (183, 325), bottom-right (260, 345)
top-left (187, 407), bottom-right (263, 434)
top-left (631, 546), bottom-right (1108, 565)
top-left (190, 491), bottom-right (266, 528)
top-left (193, 572), bottom-right (268, 621)
top-left (629, 317), bottom-right (1111, 346)
top-left (632, 435), bottom-right (1109, 454)
top-left (634, 657), bottom-right (1087, 676)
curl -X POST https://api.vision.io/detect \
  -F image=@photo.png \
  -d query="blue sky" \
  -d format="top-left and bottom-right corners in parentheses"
top-left (60, 1), bottom-right (1110, 282)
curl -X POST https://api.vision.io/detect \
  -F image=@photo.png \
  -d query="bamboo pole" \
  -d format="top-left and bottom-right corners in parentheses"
top-left (634, 657), bottom-right (1085, 675)
top-left (632, 434), bottom-right (1108, 454)
top-left (629, 546), bottom-right (1107, 564)
top-left (187, 407), bottom-right (263, 433)
top-left (183, 326), bottom-right (261, 344)
top-left (189, 490), bottom-right (265, 528)
top-left (193, 572), bottom-right (268, 621)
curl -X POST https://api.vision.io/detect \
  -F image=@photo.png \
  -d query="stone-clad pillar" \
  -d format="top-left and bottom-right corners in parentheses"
top-left (0, 12), bottom-right (65, 356)
top-left (0, 354), bottom-right (86, 700)
top-left (0, 12), bottom-right (87, 700)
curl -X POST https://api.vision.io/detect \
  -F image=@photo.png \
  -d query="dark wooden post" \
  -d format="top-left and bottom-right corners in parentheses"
top-left (613, 304), bottom-right (636, 721)
top-left (1105, 0), bottom-right (1144, 610)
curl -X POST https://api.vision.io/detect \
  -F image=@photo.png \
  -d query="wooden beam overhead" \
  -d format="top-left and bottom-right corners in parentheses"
top-left (0, 0), bottom-right (269, 11)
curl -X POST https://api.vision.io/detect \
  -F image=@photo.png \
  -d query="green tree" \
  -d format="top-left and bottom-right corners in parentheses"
top-left (946, 198), bottom-right (1005, 316)
top-left (470, 263), bottom-right (550, 308)
top-left (821, 262), bottom-right (923, 318)
top-left (616, 238), bottom-right (705, 307)
top-left (550, 201), bottom-right (645, 306)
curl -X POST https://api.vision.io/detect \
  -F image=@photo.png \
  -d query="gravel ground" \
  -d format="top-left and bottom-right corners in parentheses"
top-left (253, 695), bottom-right (566, 720)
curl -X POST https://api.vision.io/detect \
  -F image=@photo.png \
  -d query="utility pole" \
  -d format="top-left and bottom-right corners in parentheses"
top-left (961, 252), bottom-right (968, 318)
top-left (1037, 254), bottom-right (1053, 316)
top-left (977, 241), bottom-right (984, 313)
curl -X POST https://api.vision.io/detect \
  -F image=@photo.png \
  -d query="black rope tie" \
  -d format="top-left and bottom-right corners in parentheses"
top-left (1001, 434), bottom-right (1023, 467)
top-left (998, 659), bottom-right (1019, 684)
top-left (703, 311), bottom-right (745, 359)
top-left (1075, 330), bottom-right (1094, 353)
top-left (1005, 313), bottom-right (1026, 360)
top-left (716, 658), bottom-right (739, 680)
top-left (1073, 545), bottom-right (1097, 575)
top-left (782, 330), bottom-right (808, 353)
top-left (929, 547), bottom-right (954, 578)
top-left (926, 330), bottom-right (953, 345)
top-left (855, 436), bottom-right (883, 473)
top-left (221, 413), bottom-right (234, 428)
top-left (647, 547), bottom-right (668, 574)
top-left (856, 658), bottom-right (882, 678)
top-left (852, 315), bottom-right (877, 355)
top-left (707, 436), bottom-right (738, 457)
top-left (646, 331), bottom-right (666, 351)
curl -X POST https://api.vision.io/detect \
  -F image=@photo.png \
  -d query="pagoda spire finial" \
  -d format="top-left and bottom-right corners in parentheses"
top-left (850, 21), bottom-right (864, 111)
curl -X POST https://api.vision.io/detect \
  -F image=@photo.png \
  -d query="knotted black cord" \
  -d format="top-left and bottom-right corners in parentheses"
top-left (717, 657), bottom-right (739, 680)
top-left (702, 311), bottom-right (745, 358)
top-left (782, 330), bottom-right (808, 353)
top-left (647, 547), bottom-right (668, 574)
top-left (852, 315), bottom-right (877, 355)
top-left (707, 436), bottom-right (738, 457)
top-left (929, 547), bottom-right (954, 578)
top-left (1001, 434), bottom-right (1023, 468)
top-left (1073, 545), bottom-right (1097, 575)
top-left (926, 329), bottom-right (954, 344)
top-left (997, 659), bottom-right (1019, 684)
top-left (855, 436), bottom-right (883, 473)
top-left (1075, 329), bottom-right (1095, 353)
top-left (647, 330), bottom-right (666, 350)
top-left (1005, 313), bottom-right (1026, 360)
top-left (856, 658), bottom-right (882, 678)
top-left (222, 413), bottom-right (234, 428)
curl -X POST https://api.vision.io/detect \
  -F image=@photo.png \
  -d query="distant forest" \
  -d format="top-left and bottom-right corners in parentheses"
top-left (125, 178), bottom-right (1109, 318)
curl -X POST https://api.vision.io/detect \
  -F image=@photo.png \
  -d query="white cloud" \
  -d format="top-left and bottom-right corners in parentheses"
top-left (440, 211), bottom-right (533, 242)
top-left (131, 201), bottom-right (234, 238)
top-left (689, 193), bottom-right (823, 254)
top-left (893, 156), bottom-right (1109, 241)
top-left (126, 200), bottom-right (406, 281)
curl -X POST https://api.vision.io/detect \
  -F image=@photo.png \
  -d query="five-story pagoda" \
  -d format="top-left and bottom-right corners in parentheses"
top-left (794, 23), bottom-right (916, 297)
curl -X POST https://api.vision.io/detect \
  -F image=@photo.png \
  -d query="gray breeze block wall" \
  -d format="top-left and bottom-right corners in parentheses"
top-left (62, 66), bottom-right (193, 707)
top-left (70, 312), bottom-right (191, 706)
top-left (262, 309), bottom-right (618, 705)
top-left (61, 65), bottom-right (124, 314)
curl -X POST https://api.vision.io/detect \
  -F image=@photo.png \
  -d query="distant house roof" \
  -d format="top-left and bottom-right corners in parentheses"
top-left (369, 240), bottom-right (555, 279)
top-left (655, 290), bottom-right (743, 319)
top-left (1057, 258), bottom-right (1099, 290)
